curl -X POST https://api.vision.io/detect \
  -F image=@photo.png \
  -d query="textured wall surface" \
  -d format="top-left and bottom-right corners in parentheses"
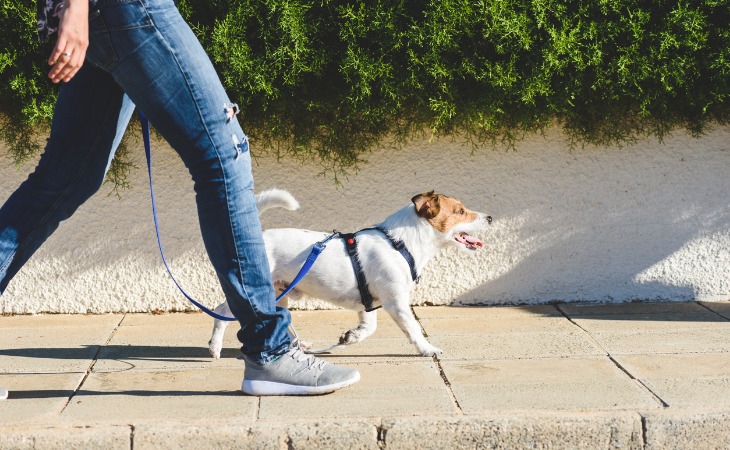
top-left (0, 126), bottom-right (728, 314)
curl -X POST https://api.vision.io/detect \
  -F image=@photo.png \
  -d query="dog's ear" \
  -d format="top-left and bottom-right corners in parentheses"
top-left (412, 191), bottom-right (441, 219)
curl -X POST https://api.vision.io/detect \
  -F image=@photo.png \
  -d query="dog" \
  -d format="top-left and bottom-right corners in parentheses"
top-left (208, 189), bottom-right (492, 357)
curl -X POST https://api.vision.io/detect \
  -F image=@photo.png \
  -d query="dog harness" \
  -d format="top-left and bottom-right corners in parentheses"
top-left (339, 227), bottom-right (419, 312)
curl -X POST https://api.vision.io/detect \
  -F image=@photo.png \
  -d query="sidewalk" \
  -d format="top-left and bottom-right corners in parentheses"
top-left (2, 301), bottom-right (730, 449)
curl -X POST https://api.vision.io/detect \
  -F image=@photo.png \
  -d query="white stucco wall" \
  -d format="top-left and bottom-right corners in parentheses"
top-left (0, 125), bottom-right (728, 314)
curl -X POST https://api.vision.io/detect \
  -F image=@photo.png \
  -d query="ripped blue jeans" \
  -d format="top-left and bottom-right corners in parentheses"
top-left (0, 0), bottom-right (291, 363)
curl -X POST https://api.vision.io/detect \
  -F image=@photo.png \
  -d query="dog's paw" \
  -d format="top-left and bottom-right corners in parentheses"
top-left (338, 329), bottom-right (363, 345)
top-left (208, 340), bottom-right (222, 359)
top-left (417, 344), bottom-right (443, 357)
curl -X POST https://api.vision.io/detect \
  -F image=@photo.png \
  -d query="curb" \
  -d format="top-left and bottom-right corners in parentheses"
top-left (2, 410), bottom-right (729, 449)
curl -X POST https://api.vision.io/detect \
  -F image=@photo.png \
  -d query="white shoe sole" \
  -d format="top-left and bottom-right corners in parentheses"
top-left (241, 371), bottom-right (360, 396)
top-left (0, 388), bottom-right (7, 400)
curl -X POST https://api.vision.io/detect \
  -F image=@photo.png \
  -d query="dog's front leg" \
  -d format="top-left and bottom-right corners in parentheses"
top-left (382, 300), bottom-right (442, 357)
top-left (339, 310), bottom-right (378, 345)
top-left (208, 301), bottom-right (233, 359)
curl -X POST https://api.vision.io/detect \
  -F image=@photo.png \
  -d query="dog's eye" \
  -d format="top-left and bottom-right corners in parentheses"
top-left (458, 208), bottom-right (465, 215)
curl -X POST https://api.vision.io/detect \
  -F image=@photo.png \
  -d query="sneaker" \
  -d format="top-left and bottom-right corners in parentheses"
top-left (0, 388), bottom-right (7, 400)
top-left (241, 343), bottom-right (360, 396)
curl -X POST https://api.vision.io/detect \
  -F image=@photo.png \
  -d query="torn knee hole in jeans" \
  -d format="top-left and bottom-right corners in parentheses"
top-left (224, 102), bottom-right (248, 159)
top-left (232, 133), bottom-right (249, 159)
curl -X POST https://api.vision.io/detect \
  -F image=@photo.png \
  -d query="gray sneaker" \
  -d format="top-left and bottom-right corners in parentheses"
top-left (0, 388), bottom-right (7, 400)
top-left (241, 343), bottom-right (360, 396)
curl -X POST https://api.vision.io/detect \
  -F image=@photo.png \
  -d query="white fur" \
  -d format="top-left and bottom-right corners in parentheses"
top-left (208, 189), bottom-right (490, 357)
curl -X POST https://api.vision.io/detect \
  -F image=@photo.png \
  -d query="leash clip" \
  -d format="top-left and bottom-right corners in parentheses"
top-left (315, 230), bottom-right (340, 250)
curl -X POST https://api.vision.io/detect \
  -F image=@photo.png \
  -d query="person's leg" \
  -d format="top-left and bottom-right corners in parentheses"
top-left (91, 0), bottom-right (341, 364)
top-left (83, 0), bottom-right (291, 363)
top-left (0, 65), bottom-right (134, 294)
top-left (86, 0), bottom-right (359, 394)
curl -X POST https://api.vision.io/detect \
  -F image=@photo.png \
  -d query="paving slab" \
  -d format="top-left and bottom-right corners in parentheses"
top-left (589, 329), bottom-right (730, 355)
top-left (700, 301), bottom-right (730, 319)
top-left (290, 309), bottom-right (406, 339)
top-left (617, 352), bottom-right (730, 379)
top-left (431, 331), bottom-right (604, 360)
top-left (1, 314), bottom-right (123, 328)
top-left (92, 323), bottom-right (241, 372)
top-left (560, 301), bottom-right (711, 316)
top-left (413, 305), bottom-right (562, 318)
top-left (441, 357), bottom-right (660, 412)
top-left (60, 368), bottom-right (255, 423)
top-left (0, 315), bottom-right (122, 373)
top-left (258, 360), bottom-right (456, 419)
top-left (0, 373), bottom-right (83, 423)
top-left (418, 315), bottom-right (575, 335)
top-left (615, 353), bottom-right (730, 409)
top-left (308, 337), bottom-right (426, 362)
top-left (572, 311), bottom-right (730, 333)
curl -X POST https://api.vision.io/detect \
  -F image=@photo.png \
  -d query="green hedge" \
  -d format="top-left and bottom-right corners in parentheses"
top-left (1, 0), bottom-right (729, 181)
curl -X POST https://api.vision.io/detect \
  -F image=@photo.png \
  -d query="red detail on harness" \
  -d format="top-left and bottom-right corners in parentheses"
top-left (347, 238), bottom-right (355, 244)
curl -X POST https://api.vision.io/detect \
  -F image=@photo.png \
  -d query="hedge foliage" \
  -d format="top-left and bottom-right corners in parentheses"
top-left (1, 0), bottom-right (729, 181)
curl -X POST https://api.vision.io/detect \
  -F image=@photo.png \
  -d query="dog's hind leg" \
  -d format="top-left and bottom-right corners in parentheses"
top-left (208, 301), bottom-right (233, 358)
top-left (339, 310), bottom-right (378, 345)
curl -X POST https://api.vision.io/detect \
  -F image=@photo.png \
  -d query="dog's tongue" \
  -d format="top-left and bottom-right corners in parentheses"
top-left (456, 232), bottom-right (484, 249)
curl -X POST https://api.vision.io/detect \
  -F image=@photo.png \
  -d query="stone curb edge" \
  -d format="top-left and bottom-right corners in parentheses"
top-left (1, 410), bottom-right (728, 449)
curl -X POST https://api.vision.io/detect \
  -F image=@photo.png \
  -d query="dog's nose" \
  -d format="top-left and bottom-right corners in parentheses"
top-left (486, 216), bottom-right (493, 224)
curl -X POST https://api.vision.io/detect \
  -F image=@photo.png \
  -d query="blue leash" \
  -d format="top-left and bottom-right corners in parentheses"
top-left (140, 113), bottom-right (333, 321)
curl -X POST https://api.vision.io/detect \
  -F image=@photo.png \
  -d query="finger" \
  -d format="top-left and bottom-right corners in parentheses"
top-left (48, 39), bottom-right (68, 65)
top-left (52, 58), bottom-right (79, 83)
top-left (49, 52), bottom-right (76, 83)
top-left (65, 50), bottom-right (86, 80)
top-left (62, 55), bottom-right (85, 82)
top-left (48, 55), bottom-right (71, 82)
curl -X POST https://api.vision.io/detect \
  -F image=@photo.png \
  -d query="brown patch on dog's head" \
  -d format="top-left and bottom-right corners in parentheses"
top-left (412, 191), bottom-right (441, 219)
top-left (412, 192), bottom-right (480, 232)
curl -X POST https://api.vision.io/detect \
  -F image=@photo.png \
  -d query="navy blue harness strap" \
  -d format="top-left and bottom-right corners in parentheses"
top-left (140, 113), bottom-right (333, 321)
top-left (341, 233), bottom-right (378, 312)
top-left (340, 227), bottom-right (419, 312)
top-left (373, 226), bottom-right (419, 282)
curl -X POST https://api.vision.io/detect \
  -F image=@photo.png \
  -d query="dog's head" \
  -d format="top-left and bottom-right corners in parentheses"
top-left (412, 191), bottom-right (492, 251)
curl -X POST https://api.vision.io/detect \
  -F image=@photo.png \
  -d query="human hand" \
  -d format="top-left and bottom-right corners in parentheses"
top-left (48, 0), bottom-right (89, 83)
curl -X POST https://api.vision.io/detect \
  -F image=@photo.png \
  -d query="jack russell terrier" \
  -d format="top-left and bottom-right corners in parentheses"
top-left (208, 189), bottom-right (492, 357)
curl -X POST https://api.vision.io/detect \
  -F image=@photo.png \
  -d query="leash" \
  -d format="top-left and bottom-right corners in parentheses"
top-left (139, 113), bottom-right (334, 322)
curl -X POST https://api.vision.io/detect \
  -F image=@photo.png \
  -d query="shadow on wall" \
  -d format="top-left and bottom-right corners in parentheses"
top-left (438, 136), bottom-right (730, 306)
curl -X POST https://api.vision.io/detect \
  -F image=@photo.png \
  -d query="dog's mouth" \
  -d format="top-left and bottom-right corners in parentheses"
top-left (455, 232), bottom-right (483, 250)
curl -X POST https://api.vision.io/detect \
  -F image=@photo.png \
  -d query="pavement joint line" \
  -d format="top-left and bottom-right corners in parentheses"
top-left (58, 313), bottom-right (127, 416)
top-left (376, 419), bottom-right (387, 449)
top-left (411, 306), bottom-right (464, 415)
top-left (640, 414), bottom-right (648, 449)
top-left (554, 303), bottom-right (670, 409)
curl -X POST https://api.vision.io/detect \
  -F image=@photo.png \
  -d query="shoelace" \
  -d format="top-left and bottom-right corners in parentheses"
top-left (288, 325), bottom-right (327, 372)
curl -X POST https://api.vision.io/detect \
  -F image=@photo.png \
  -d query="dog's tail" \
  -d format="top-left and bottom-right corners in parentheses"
top-left (256, 188), bottom-right (300, 213)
